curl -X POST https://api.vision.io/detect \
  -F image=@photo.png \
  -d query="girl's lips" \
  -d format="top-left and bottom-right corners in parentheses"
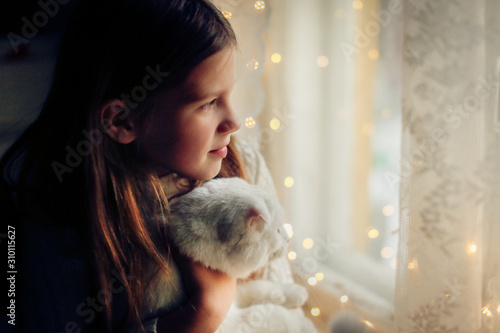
top-left (208, 146), bottom-right (228, 158)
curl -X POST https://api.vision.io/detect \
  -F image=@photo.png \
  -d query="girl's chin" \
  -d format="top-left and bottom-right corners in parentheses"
top-left (171, 165), bottom-right (222, 181)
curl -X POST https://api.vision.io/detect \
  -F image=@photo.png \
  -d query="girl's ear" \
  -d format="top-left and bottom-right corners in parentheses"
top-left (99, 100), bottom-right (136, 144)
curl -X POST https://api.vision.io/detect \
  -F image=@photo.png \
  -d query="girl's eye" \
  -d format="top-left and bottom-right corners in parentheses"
top-left (202, 99), bottom-right (216, 109)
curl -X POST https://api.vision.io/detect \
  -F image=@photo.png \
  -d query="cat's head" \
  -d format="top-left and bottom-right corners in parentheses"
top-left (169, 177), bottom-right (289, 278)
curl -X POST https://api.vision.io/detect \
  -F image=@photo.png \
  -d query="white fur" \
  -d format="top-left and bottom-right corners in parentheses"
top-left (145, 177), bottom-right (316, 332)
top-left (217, 303), bottom-right (317, 333)
top-left (236, 280), bottom-right (309, 309)
top-left (169, 177), bottom-right (289, 279)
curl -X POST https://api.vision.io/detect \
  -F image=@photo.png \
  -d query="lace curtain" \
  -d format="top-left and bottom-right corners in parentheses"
top-left (395, 1), bottom-right (500, 332)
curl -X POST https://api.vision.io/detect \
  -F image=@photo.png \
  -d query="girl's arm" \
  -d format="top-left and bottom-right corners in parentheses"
top-left (156, 252), bottom-right (237, 333)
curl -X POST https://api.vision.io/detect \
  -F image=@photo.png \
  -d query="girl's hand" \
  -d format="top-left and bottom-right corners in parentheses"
top-left (156, 247), bottom-right (237, 333)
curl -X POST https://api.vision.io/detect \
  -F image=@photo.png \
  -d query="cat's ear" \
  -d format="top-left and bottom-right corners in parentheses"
top-left (247, 208), bottom-right (266, 232)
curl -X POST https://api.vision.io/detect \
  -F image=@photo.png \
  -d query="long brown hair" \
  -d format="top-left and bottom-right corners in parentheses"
top-left (0, 0), bottom-right (247, 331)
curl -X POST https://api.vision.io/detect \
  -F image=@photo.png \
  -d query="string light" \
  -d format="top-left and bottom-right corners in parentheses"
top-left (315, 272), bottom-right (324, 281)
top-left (254, 1), bottom-right (265, 10)
top-left (316, 56), bottom-right (329, 67)
top-left (246, 59), bottom-right (259, 71)
top-left (352, 0), bottom-right (363, 9)
top-left (368, 228), bottom-right (379, 239)
top-left (303, 238), bottom-right (314, 249)
top-left (270, 118), bottom-right (280, 130)
top-left (368, 49), bottom-right (379, 60)
top-left (382, 205), bottom-right (394, 216)
top-left (308, 277), bottom-right (317, 286)
top-left (271, 53), bottom-right (282, 63)
top-left (364, 321), bottom-right (374, 328)
top-left (340, 295), bottom-right (349, 303)
top-left (283, 223), bottom-right (294, 238)
top-left (311, 308), bottom-right (320, 317)
top-left (245, 117), bottom-right (256, 128)
top-left (497, 305), bottom-right (500, 312)
top-left (470, 244), bottom-right (477, 253)
top-left (284, 176), bottom-right (294, 188)
top-left (482, 306), bottom-right (492, 317)
top-left (221, 11), bottom-right (232, 19)
top-left (380, 247), bottom-right (393, 259)
top-left (408, 259), bottom-right (418, 270)
top-left (287, 251), bottom-right (297, 260)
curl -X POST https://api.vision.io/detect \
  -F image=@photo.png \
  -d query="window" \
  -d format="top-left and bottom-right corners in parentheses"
top-left (227, 0), bottom-right (402, 330)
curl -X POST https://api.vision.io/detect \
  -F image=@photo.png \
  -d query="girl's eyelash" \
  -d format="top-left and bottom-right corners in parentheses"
top-left (202, 99), bottom-right (216, 109)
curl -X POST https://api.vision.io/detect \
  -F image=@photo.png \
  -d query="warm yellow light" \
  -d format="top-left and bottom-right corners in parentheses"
top-left (315, 272), bottom-right (324, 281)
top-left (245, 117), bottom-right (256, 128)
top-left (311, 307), bottom-right (320, 317)
top-left (470, 244), bottom-right (477, 252)
top-left (497, 305), bottom-right (500, 312)
top-left (364, 320), bottom-right (374, 328)
top-left (270, 118), bottom-right (281, 130)
top-left (308, 277), bottom-right (317, 286)
top-left (317, 56), bottom-right (329, 67)
top-left (368, 49), bottom-right (379, 60)
top-left (382, 205), bottom-right (394, 216)
top-left (368, 229), bottom-right (379, 239)
top-left (246, 59), bottom-right (259, 71)
top-left (271, 53), bottom-right (282, 63)
top-left (340, 295), bottom-right (348, 303)
top-left (287, 251), bottom-right (297, 260)
top-left (222, 11), bottom-right (232, 19)
top-left (284, 176), bottom-right (294, 188)
top-left (380, 247), bottom-right (393, 259)
top-left (255, 1), bottom-right (265, 10)
top-left (283, 223), bottom-right (293, 238)
top-left (482, 307), bottom-right (489, 315)
top-left (303, 238), bottom-right (314, 249)
top-left (487, 310), bottom-right (492, 317)
top-left (408, 259), bottom-right (418, 270)
top-left (352, 0), bottom-right (363, 9)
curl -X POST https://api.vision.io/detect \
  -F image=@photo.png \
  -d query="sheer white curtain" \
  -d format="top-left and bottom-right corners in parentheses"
top-left (396, 1), bottom-right (500, 332)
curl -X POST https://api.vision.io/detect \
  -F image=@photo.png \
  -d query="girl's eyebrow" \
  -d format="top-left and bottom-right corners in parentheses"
top-left (184, 87), bottom-right (226, 103)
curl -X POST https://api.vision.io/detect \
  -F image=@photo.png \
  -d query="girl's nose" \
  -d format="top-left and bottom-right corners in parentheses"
top-left (218, 104), bottom-right (241, 134)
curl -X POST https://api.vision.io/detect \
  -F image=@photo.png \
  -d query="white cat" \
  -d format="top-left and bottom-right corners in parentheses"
top-left (169, 177), bottom-right (290, 279)
top-left (144, 177), bottom-right (316, 333)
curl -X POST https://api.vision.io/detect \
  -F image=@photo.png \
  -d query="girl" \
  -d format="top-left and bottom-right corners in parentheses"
top-left (0, 0), bottom-right (252, 331)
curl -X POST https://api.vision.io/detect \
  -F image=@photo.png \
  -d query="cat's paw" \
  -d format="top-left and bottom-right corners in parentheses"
top-left (280, 283), bottom-right (308, 308)
top-left (217, 304), bottom-right (318, 333)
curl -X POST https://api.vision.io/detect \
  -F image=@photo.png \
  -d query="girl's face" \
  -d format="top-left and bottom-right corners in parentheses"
top-left (135, 47), bottom-right (241, 180)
